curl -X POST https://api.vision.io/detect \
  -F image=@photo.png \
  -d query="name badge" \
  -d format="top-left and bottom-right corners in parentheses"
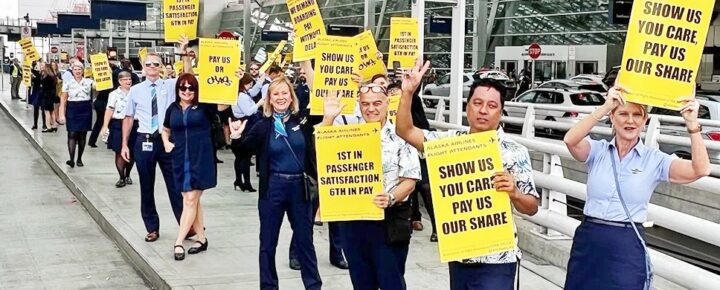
top-left (142, 141), bottom-right (154, 152)
top-left (291, 125), bottom-right (300, 132)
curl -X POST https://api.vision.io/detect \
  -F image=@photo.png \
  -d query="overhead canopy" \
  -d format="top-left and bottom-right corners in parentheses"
top-left (57, 13), bottom-right (101, 31)
top-left (91, 0), bottom-right (147, 21)
top-left (36, 22), bottom-right (64, 37)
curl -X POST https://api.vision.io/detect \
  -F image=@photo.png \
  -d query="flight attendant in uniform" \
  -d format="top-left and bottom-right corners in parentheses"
top-left (229, 76), bottom-right (322, 290)
top-left (58, 61), bottom-right (94, 168)
top-left (161, 73), bottom-right (217, 261)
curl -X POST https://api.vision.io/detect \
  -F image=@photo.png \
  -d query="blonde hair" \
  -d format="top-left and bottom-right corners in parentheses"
top-left (262, 76), bottom-right (300, 117)
top-left (70, 61), bottom-right (84, 70)
top-left (610, 101), bottom-right (648, 135)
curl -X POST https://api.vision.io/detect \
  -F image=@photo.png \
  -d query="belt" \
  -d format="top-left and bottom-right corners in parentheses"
top-left (140, 132), bottom-right (161, 140)
top-left (584, 216), bottom-right (642, 229)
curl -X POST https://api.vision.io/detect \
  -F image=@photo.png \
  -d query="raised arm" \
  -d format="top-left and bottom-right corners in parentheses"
top-left (179, 35), bottom-right (193, 75)
top-left (563, 86), bottom-right (624, 162)
top-left (300, 60), bottom-right (314, 91)
top-left (396, 59), bottom-right (431, 153)
top-left (669, 98), bottom-right (711, 184)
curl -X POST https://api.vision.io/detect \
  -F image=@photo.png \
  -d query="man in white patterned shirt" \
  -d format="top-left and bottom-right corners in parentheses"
top-left (320, 84), bottom-right (421, 290)
top-left (395, 60), bottom-right (539, 290)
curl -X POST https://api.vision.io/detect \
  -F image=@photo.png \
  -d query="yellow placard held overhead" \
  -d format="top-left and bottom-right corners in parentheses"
top-left (22, 59), bottom-right (31, 87)
top-left (84, 67), bottom-right (93, 78)
top-left (90, 54), bottom-right (113, 91)
top-left (259, 40), bottom-right (288, 73)
top-left (388, 17), bottom-right (419, 69)
top-left (139, 47), bottom-right (148, 63)
top-left (163, 0), bottom-right (199, 42)
top-left (617, 0), bottom-right (715, 110)
top-left (287, 0), bottom-right (326, 61)
top-left (424, 131), bottom-right (516, 263)
top-left (19, 37), bottom-right (40, 62)
top-left (198, 38), bottom-right (241, 105)
top-left (355, 31), bottom-right (387, 81)
top-left (174, 60), bottom-right (184, 74)
top-left (315, 123), bottom-right (385, 222)
top-left (387, 93), bottom-right (400, 124)
top-left (310, 35), bottom-right (360, 115)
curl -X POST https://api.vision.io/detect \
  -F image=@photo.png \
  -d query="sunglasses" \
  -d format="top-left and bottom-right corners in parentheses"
top-left (360, 85), bottom-right (387, 94)
top-left (179, 85), bottom-right (195, 92)
top-left (144, 61), bottom-right (161, 68)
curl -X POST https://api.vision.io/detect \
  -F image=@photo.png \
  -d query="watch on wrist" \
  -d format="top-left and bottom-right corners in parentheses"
top-left (687, 124), bottom-right (702, 134)
top-left (388, 193), bottom-right (396, 207)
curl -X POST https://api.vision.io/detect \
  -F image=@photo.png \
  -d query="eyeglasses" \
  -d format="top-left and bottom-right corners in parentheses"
top-left (179, 85), bottom-right (195, 92)
top-left (359, 84), bottom-right (387, 94)
top-left (144, 61), bottom-right (161, 68)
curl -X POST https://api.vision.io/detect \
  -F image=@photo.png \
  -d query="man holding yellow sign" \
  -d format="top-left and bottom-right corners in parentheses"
top-left (396, 60), bottom-right (539, 290)
top-left (317, 81), bottom-right (420, 289)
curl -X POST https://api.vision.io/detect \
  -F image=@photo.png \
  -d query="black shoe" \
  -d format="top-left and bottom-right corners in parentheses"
top-left (145, 231), bottom-right (159, 242)
top-left (430, 232), bottom-right (438, 242)
top-left (215, 158), bottom-right (224, 164)
top-left (244, 184), bottom-right (256, 193)
top-left (89, 144), bottom-right (98, 148)
top-left (31, 125), bottom-right (37, 130)
top-left (188, 239), bottom-right (208, 254)
top-left (330, 260), bottom-right (349, 270)
top-left (76, 160), bottom-right (84, 167)
top-left (125, 177), bottom-right (133, 185)
top-left (314, 221), bottom-right (323, 226)
top-left (115, 179), bottom-right (126, 188)
top-left (234, 181), bottom-right (242, 191)
top-left (289, 258), bottom-right (301, 271)
top-left (51, 128), bottom-right (58, 132)
top-left (174, 245), bottom-right (185, 261)
top-left (42, 128), bottom-right (52, 133)
top-left (66, 160), bottom-right (75, 168)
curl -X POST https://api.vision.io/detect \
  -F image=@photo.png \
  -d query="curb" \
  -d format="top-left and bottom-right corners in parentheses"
top-left (0, 100), bottom-right (170, 290)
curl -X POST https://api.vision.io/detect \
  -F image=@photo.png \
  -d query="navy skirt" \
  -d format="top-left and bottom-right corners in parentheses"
top-left (565, 218), bottom-right (648, 290)
top-left (66, 100), bottom-right (93, 132)
top-left (107, 119), bottom-right (138, 153)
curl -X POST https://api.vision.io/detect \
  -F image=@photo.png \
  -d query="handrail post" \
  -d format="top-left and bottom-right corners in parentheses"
top-left (435, 99), bottom-right (446, 122)
top-left (521, 106), bottom-right (535, 138)
top-left (645, 116), bottom-right (661, 149)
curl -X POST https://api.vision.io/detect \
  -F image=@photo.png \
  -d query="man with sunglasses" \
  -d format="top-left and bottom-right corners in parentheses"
top-left (121, 51), bottom-right (186, 242)
top-left (396, 60), bottom-right (539, 290)
top-left (320, 83), bottom-right (421, 290)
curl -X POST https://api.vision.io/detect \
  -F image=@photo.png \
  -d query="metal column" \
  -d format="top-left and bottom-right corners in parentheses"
top-left (125, 21), bottom-right (130, 59)
top-left (108, 20), bottom-right (113, 48)
top-left (243, 0), bottom-right (252, 69)
top-left (364, 0), bottom-right (375, 33)
top-left (472, 0), bottom-right (489, 69)
top-left (411, 0), bottom-right (425, 58)
top-left (448, 0), bottom-right (465, 125)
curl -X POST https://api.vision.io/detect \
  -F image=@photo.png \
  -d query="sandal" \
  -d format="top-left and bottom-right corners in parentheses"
top-left (174, 245), bottom-right (185, 261)
top-left (188, 239), bottom-right (208, 254)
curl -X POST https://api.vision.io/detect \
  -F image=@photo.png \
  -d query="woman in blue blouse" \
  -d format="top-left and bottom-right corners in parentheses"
top-left (229, 76), bottom-right (322, 290)
top-left (563, 85), bottom-right (711, 290)
top-left (161, 73), bottom-right (217, 261)
top-left (230, 73), bottom-right (264, 192)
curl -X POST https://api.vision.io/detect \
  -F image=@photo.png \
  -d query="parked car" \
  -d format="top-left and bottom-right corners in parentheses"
top-left (538, 79), bottom-right (608, 94)
top-left (506, 88), bottom-right (606, 136)
top-left (422, 73), bottom-right (475, 108)
top-left (570, 74), bottom-right (609, 91)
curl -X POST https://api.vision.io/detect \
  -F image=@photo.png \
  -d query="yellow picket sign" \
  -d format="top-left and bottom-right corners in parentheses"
top-left (617, 0), bottom-right (714, 110)
top-left (139, 47), bottom-right (148, 63)
top-left (355, 31), bottom-right (386, 81)
top-left (22, 59), bottom-right (31, 87)
top-left (198, 38), bottom-right (241, 105)
top-left (424, 131), bottom-right (516, 263)
top-left (388, 17), bottom-right (419, 69)
top-left (287, 0), bottom-right (326, 61)
top-left (310, 35), bottom-right (360, 115)
top-left (174, 60), bottom-right (184, 75)
top-left (163, 0), bottom-right (199, 42)
top-left (315, 123), bottom-right (385, 222)
top-left (387, 93), bottom-right (400, 124)
top-left (90, 54), bottom-right (113, 91)
top-left (84, 67), bottom-right (94, 78)
top-left (259, 40), bottom-right (288, 73)
top-left (19, 37), bottom-right (40, 62)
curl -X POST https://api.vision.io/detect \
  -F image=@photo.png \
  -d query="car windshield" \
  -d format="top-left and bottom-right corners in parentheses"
top-left (570, 93), bottom-right (605, 105)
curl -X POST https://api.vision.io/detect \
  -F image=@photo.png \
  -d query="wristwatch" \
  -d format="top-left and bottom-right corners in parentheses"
top-left (687, 124), bottom-right (702, 134)
top-left (388, 193), bottom-right (396, 207)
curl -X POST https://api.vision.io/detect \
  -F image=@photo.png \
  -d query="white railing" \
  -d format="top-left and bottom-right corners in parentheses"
top-left (424, 105), bottom-right (720, 289)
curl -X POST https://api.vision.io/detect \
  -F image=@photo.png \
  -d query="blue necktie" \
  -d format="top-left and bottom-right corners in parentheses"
top-left (150, 83), bottom-right (158, 133)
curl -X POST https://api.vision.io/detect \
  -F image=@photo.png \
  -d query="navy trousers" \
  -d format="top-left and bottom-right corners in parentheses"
top-left (289, 200), bottom-right (344, 264)
top-left (340, 221), bottom-right (409, 290)
top-left (134, 137), bottom-right (183, 233)
top-left (259, 173), bottom-right (321, 290)
top-left (449, 261), bottom-right (517, 290)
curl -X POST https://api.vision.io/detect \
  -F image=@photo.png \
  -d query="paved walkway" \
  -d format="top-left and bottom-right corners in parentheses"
top-left (0, 78), bottom-right (563, 289)
top-left (0, 100), bottom-right (148, 289)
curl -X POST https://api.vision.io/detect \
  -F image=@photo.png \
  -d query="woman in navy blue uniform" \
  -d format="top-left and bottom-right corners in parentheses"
top-left (563, 86), bottom-right (710, 290)
top-left (161, 73), bottom-right (217, 261)
top-left (58, 61), bottom-right (94, 168)
top-left (229, 76), bottom-right (322, 290)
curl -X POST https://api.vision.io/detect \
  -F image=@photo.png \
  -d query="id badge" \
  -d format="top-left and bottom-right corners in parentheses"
top-left (142, 141), bottom-right (154, 152)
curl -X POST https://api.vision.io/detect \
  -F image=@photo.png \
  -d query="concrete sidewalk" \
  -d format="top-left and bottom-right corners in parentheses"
top-left (0, 79), bottom-right (564, 290)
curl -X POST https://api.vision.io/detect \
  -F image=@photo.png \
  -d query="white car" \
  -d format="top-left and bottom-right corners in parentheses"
top-left (476, 70), bottom-right (511, 80)
top-left (423, 73), bottom-right (474, 98)
top-left (570, 74), bottom-right (608, 91)
top-left (538, 79), bottom-right (608, 94)
top-left (506, 88), bottom-right (606, 136)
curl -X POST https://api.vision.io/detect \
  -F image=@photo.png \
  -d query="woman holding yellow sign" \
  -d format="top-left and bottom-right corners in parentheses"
top-left (562, 86), bottom-right (710, 290)
top-left (229, 77), bottom-right (322, 290)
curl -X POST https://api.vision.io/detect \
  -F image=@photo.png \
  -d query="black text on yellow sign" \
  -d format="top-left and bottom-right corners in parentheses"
top-left (388, 17), bottom-right (419, 69)
top-left (163, 0), bottom-right (199, 42)
top-left (618, 0), bottom-right (715, 110)
top-left (90, 54), bottom-right (113, 91)
top-left (310, 35), bottom-right (360, 115)
top-left (287, 0), bottom-right (326, 61)
top-left (315, 123), bottom-right (385, 222)
top-left (424, 131), bottom-right (516, 262)
top-left (198, 38), bottom-right (241, 105)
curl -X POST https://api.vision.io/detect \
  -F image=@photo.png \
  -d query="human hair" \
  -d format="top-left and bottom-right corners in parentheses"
top-left (238, 74), bottom-right (254, 93)
top-left (386, 82), bottom-right (401, 93)
top-left (262, 76), bottom-right (299, 117)
top-left (121, 59), bottom-right (133, 70)
top-left (611, 102), bottom-right (647, 118)
top-left (118, 71), bottom-right (132, 80)
top-left (174, 73), bottom-right (199, 106)
top-left (267, 64), bottom-right (282, 75)
top-left (45, 62), bottom-right (57, 77)
top-left (371, 74), bottom-right (388, 83)
top-left (145, 52), bottom-right (161, 62)
top-left (468, 78), bottom-right (507, 109)
top-left (70, 61), bottom-right (84, 70)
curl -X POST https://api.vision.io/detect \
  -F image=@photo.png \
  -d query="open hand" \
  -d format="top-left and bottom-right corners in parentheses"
top-left (229, 118), bottom-right (248, 139)
top-left (323, 90), bottom-right (346, 122)
top-left (401, 58), bottom-right (431, 94)
top-left (494, 171), bottom-right (518, 199)
top-left (679, 97), bottom-right (700, 124)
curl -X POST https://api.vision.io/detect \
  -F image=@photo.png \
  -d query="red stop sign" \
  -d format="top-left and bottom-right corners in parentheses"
top-left (528, 43), bottom-right (541, 59)
top-left (217, 31), bottom-right (237, 40)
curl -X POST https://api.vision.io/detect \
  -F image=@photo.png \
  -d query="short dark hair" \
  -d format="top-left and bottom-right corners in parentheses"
top-left (238, 73), bottom-right (254, 93)
top-left (468, 78), bottom-right (507, 109)
top-left (386, 82), bottom-right (401, 92)
top-left (174, 73), bottom-right (199, 106)
top-left (371, 74), bottom-right (387, 83)
top-left (267, 64), bottom-right (282, 75)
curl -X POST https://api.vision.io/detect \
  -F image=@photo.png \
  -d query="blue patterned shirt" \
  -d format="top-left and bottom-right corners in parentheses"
top-left (423, 127), bottom-right (539, 264)
top-left (381, 122), bottom-right (421, 199)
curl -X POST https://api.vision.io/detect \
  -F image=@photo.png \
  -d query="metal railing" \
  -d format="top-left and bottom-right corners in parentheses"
top-left (424, 99), bottom-right (720, 289)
